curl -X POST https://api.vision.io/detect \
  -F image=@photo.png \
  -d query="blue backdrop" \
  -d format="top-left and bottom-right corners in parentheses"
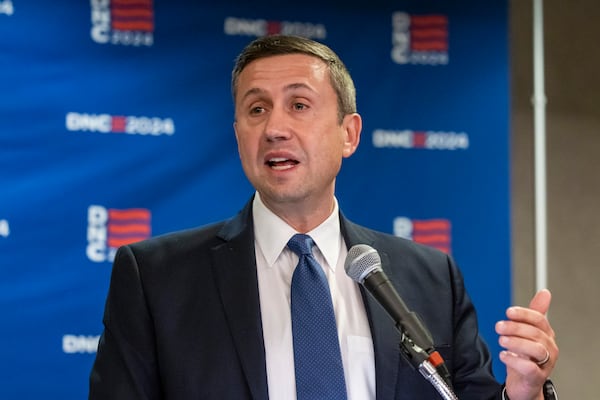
top-left (0, 1), bottom-right (509, 398)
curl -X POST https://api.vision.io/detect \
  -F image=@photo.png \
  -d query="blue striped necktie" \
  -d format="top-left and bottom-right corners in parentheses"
top-left (288, 233), bottom-right (347, 400)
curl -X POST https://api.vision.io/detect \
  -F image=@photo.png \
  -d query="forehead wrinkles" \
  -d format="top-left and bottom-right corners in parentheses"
top-left (239, 83), bottom-right (318, 104)
top-left (236, 55), bottom-right (330, 98)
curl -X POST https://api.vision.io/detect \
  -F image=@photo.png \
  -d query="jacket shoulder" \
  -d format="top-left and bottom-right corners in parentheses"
top-left (130, 221), bottom-right (226, 254)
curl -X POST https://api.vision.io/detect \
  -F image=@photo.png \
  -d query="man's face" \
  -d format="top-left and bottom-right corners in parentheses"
top-left (233, 54), bottom-right (361, 215)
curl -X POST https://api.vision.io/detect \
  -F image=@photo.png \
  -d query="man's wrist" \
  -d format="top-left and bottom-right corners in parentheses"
top-left (502, 380), bottom-right (558, 400)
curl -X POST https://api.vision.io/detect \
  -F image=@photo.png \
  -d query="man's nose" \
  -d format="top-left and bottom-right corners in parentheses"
top-left (264, 107), bottom-right (292, 142)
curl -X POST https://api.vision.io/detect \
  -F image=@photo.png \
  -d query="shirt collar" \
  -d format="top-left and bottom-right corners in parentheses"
top-left (252, 192), bottom-right (342, 271)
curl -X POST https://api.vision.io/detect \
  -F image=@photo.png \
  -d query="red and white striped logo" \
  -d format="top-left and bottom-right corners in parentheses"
top-left (87, 205), bottom-right (152, 262)
top-left (394, 216), bottom-right (452, 254)
top-left (91, 0), bottom-right (154, 46)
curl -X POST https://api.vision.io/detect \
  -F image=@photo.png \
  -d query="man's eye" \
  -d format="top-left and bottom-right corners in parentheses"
top-left (250, 106), bottom-right (264, 115)
top-left (293, 103), bottom-right (307, 111)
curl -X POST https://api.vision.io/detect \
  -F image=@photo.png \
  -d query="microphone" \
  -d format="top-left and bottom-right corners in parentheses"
top-left (344, 244), bottom-right (453, 391)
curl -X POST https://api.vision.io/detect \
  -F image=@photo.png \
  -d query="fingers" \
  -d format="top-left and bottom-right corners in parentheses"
top-left (498, 289), bottom-right (558, 399)
top-left (498, 334), bottom-right (549, 364)
top-left (536, 349), bottom-right (550, 366)
top-left (503, 306), bottom-right (554, 338)
top-left (495, 289), bottom-right (558, 375)
top-left (500, 350), bottom-right (547, 376)
top-left (528, 288), bottom-right (551, 315)
top-left (503, 289), bottom-right (554, 337)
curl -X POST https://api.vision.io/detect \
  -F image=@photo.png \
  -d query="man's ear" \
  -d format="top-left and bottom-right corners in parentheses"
top-left (342, 113), bottom-right (362, 158)
top-left (233, 121), bottom-right (242, 158)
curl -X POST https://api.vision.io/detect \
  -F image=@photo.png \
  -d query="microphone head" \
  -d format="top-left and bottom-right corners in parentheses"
top-left (344, 244), bottom-right (382, 284)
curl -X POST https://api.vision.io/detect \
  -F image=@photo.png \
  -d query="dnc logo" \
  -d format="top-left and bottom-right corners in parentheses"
top-left (91, 0), bottom-right (154, 46)
top-left (87, 205), bottom-right (151, 263)
top-left (394, 216), bottom-right (452, 254)
top-left (224, 16), bottom-right (326, 39)
top-left (66, 112), bottom-right (175, 136)
top-left (391, 11), bottom-right (449, 65)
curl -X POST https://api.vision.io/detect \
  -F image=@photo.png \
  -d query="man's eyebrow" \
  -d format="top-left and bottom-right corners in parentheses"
top-left (239, 87), bottom-right (266, 103)
top-left (284, 82), bottom-right (315, 93)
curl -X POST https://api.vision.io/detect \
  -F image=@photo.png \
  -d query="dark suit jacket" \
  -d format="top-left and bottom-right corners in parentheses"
top-left (89, 198), bottom-right (503, 399)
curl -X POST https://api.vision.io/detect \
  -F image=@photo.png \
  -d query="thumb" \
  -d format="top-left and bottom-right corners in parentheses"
top-left (528, 288), bottom-right (552, 315)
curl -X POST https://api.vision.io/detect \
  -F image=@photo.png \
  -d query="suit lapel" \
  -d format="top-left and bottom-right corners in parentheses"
top-left (206, 205), bottom-right (407, 399)
top-left (211, 200), bottom-right (269, 400)
top-left (341, 215), bottom-right (402, 400)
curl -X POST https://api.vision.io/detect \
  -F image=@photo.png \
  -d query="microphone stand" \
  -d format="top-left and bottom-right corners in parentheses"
top-left (396, 326), bottom-right (459, 400)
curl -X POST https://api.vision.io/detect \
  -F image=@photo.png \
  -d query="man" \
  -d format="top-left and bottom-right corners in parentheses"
top-left (89, 35), bottom-right (558, 399)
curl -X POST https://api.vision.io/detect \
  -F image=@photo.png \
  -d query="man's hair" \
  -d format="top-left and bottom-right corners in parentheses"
top-left (231, 35), bottom-right (357, 123)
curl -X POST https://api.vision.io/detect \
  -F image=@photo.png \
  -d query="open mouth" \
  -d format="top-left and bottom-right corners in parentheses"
top-left (266, 157), bottom-right (299, 170)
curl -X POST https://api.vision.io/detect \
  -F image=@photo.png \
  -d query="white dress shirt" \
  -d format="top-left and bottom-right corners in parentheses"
top-left (252, 193), bottom-right (375, 400)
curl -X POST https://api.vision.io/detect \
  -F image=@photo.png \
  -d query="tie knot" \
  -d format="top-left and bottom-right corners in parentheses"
top-left (287, 234), bottom-right (315, 256)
